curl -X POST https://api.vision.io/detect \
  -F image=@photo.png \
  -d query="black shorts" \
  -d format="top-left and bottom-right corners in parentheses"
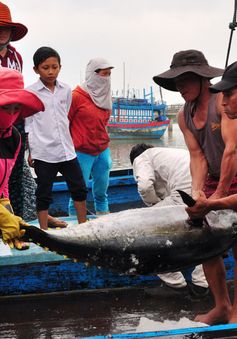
top-left (34, 157), bottom-right (87, 211)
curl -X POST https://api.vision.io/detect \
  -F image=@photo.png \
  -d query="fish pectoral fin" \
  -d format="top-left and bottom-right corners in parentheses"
top-left (203, 216), bottom-right (211, 229)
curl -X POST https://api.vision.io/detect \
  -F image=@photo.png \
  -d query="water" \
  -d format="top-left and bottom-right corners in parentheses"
top-left (0, 286), bottom-right (219, 339)
top-left (110, 123), bottom-right (186, 169)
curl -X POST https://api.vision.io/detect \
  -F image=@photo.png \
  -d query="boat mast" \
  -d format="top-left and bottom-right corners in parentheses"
top-left (159, 86), bottom-right (164, 104)
top-left (117, 97), bottom-right (120, 122)
top-left (143, 87), bottom-right (154, 120)
top-left (225, 0), bottom-right (237, 67)
top-left (123, 62), bottom-right (126, 97)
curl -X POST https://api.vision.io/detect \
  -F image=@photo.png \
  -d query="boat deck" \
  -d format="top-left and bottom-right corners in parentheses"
top-left (0, 216), bottom-right (162, 297)
top-left (1, 216), bottom-right (236, 338)
top-left (1, 177), bottom-right (237, 337)
top-left (0, 280), bottom-right (236, 339)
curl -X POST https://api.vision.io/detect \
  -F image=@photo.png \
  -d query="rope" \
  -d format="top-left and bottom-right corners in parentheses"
top-left (225, 0), bottom-right (237, 67)
top-left (87, 208), bottom-right (96, 216)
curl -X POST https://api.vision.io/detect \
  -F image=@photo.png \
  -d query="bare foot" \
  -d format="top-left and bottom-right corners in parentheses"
top-left (229, 310), bottom-right (237, 323)
top-left (194, 305), bottom-right (232, 325)
top-left (47, 215), bottom-right (68, 228)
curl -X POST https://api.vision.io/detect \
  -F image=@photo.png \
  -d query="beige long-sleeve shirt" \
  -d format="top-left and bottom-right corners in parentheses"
top-left (133, 147), bottom-right (191, 207)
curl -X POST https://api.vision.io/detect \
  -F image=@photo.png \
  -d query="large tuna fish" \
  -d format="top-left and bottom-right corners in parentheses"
top-left (21, 204), bottom-right (237, 275)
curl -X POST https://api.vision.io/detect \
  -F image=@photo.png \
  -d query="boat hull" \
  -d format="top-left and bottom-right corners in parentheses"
top-left (50, 169), bottom-right (143, 216)
top-left (108, 121), bottom-right (169, 139)
top-left (82, 323), bottom-right (237, 339)
top-left (0, 215), bottom-right (160, 296)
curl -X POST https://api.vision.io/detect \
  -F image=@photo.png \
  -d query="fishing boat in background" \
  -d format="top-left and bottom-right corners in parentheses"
top-left (108, 87), bottom-right (170, 139)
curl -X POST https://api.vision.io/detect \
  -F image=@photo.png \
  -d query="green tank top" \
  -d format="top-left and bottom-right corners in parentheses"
top-left (184, 94), bottom-right (224, 178)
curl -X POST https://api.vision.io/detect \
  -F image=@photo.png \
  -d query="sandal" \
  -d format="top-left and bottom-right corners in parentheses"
top-left (47, 215), bottom-right (68, 229)
top-left (13, 239), bottom-right (30, 251)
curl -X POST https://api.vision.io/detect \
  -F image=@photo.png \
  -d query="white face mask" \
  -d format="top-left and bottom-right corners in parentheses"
top-left (82, 58), bottom-right (113, 110)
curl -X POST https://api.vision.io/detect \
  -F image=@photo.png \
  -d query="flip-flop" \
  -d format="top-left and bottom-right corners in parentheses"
top-left (47, 216), bottom-right (68, 229)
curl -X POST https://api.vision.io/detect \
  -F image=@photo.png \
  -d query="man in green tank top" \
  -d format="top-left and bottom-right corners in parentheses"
top-left (153, 50), bottom-right (237, 325)
top-left (186, 61), bottom-right (237, 324)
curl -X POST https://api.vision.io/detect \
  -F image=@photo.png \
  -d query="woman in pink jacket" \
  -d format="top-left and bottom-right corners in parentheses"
top-left (0, 67), bottom-right (44, 247)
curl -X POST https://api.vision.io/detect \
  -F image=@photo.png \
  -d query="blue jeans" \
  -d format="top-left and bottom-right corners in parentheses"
top-left (68, 148), bottom-right (112, 215)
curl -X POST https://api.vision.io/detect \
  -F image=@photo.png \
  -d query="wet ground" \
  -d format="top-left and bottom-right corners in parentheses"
top-left (0, 281), bottom-right (235, 339)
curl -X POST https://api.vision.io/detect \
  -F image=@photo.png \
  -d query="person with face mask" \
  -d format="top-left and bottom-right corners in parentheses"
top-left (0, 2), bottom-right (32, 229)
top-left (0, 67), bottom-right (44, 248)
top-left (68, 58), bottom-right (114, 216)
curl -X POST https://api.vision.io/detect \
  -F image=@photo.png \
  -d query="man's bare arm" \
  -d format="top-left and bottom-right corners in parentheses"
top-left (213, 95), bottom-right (237, 198)
top-left (178, 110), bottom-right (208, 198)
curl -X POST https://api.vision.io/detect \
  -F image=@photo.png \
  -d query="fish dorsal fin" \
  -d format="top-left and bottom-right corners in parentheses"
top-left (176, 190), bottom-right (196, 207)
top-left (177, 190), bottom-right (205, 228)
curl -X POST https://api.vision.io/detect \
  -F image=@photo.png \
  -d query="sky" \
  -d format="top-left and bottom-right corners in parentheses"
top-left (7, 0), bottom-right (237, 105)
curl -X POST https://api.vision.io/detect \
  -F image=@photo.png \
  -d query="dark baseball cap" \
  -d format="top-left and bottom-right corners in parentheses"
top-left (210, 61), bottom-right (237, 93)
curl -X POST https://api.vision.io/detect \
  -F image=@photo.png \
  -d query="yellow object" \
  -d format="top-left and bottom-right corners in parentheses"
top-left (0, 198), bottom-right (10, 206)
top-left (0, 200), bottom-right (26, 247)
top-left (0, 198), bottom-right (13, 212)
top-left (13, 239), bottom-right (30, 250)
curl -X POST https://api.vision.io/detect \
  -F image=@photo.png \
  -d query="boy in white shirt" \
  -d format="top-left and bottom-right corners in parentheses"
top-left (130, 143), bottom-right (209, 297)
top-left (25, 46), bottom-right (87, 230)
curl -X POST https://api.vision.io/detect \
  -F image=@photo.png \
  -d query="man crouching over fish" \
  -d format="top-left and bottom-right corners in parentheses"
top-left (186, 61), bottom-right (237, 325)
top-left (130, 144), bottom-right (209, 297)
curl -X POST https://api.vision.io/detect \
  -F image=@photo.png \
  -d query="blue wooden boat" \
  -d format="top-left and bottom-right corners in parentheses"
top-left (0, 168), bottom-right (235, 298)
top-left (108, 88), bottom-right (170, 139)
top-left (81, 323), bottom-right (237, 339)
top-left (1, 168), bottom-right (237, 339)
top-left (0, 169), bottom-right (159, 297)
top-left (50, 168), bottom-right (144, 217)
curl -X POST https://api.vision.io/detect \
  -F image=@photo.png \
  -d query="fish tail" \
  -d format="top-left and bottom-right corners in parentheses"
top-left (20, 225), bottom-right (82, 263)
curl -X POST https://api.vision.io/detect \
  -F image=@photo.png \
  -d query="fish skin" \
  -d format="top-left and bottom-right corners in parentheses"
top-left (21, 206), bottom-right (237, 275)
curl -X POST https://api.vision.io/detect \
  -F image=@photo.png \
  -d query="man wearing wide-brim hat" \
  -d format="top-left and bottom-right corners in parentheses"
top-left (153, 50), bottom-right (237, 325)
top-left (0, 1), bottom-right (27, 71)
top-left (186, 60), bottom-right (237, 325)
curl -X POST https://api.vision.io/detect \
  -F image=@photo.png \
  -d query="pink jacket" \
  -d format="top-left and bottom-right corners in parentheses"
top-left (0, 128), bottom-right (21, 199)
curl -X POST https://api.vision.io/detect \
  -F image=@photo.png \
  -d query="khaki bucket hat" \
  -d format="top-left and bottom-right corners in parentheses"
top-left (153, 50), bottom-right (224, 91)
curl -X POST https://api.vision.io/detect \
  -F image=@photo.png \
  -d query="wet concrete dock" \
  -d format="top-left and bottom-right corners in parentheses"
top-left (0, 281), bottom-right (235, 339)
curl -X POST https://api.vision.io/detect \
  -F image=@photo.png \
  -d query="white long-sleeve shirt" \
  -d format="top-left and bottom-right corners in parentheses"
top-left (133, 147), bottom-right (191, 207)
top-left (25, 79), bottom-right (76, 163)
